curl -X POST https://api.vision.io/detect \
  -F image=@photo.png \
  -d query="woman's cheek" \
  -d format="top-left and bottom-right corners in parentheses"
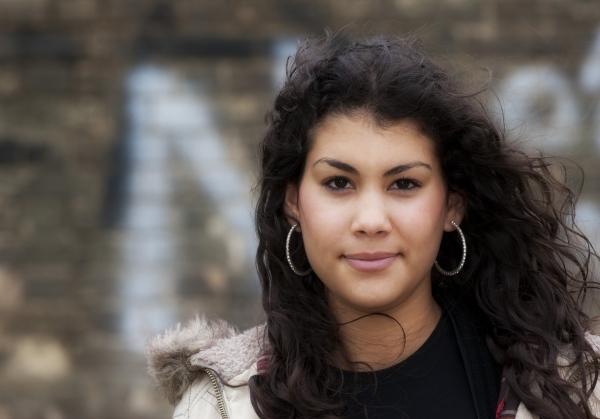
top-left (396, 190), bottom-right (447, 253)
top-left (298, 187), bottom-right (347, 261)
top-left (407, 185), bottom-right (447, 226)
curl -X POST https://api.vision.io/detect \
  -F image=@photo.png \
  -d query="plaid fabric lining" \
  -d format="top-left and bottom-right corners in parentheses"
top-left (256, 349), bottom-right (271, 375)
top-left (496, 367), bottom-right (520, 418)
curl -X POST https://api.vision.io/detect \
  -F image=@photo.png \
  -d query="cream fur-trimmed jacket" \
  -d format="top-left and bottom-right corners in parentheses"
top-left (146, 316), bottom-right (600, 419)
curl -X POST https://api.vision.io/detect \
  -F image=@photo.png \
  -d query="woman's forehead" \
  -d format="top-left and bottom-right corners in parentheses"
top-left (307, 114), bottom-right (439, 171)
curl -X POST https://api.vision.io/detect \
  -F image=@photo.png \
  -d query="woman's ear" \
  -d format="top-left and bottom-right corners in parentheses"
top-left (284, 183), bottom-right (300, 227)
top-left (444, 191), bottom-right (466, 232)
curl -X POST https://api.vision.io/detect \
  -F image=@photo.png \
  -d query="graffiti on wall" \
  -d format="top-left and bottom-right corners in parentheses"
top-left (499, 28), bottom-right (600, 253)
top-left (118, 65), bottom-right (257, 350)
top-left (117, 39), bottom-right (297, 351)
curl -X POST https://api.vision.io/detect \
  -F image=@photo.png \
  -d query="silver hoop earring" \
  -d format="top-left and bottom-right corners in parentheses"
top-left (286, 224), bottom-right (312, 276)
top-left (434, 220), bottom-right (467, 276)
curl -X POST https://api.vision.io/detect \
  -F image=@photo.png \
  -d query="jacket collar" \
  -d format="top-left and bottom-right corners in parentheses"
top-left (145, 316), bottom-right (265, 405)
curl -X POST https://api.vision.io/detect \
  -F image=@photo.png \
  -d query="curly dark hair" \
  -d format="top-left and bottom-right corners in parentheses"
top-left (248, 31), bottom-right (600, 419)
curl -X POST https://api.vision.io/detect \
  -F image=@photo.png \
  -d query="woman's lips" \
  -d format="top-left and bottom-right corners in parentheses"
top-left (344, 252), bottom-right (398, 272)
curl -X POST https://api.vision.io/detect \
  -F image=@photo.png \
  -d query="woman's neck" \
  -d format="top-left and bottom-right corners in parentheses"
top-left (333, 288), bottom-right (442, 372)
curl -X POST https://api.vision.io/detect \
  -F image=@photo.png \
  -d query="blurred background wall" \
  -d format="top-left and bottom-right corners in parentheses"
top-left (0, 0), bottom-right (599, 418)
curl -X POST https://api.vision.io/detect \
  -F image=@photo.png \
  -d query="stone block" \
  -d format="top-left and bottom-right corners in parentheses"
top-left (0, 0), bottom-right (49, 22)
top-left (57, 0), bottom-right (98, 21)
top-left (0, 66), bottom-right (19, 97)
top-left (1, 336), bottom-right (72, 382)
top-left (85, 31), bottom-right (134, 58)
top-left (0, 267), bottom-right (22, 310)
top-left (102, 0), bottom-right (159, 20)
top-left (22, 63), bottom-right (74, 94)
top-left (0, 33), bottom-right (81, 60)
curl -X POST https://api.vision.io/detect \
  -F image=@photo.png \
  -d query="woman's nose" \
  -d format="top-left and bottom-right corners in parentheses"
top-left (350, 190), bottom-right (392, 236)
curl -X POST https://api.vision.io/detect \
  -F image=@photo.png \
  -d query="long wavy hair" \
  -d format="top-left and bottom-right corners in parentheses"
top-left (248, 32), bottom-right (600, 419)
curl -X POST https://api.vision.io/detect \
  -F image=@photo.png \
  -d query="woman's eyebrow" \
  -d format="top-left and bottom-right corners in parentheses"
top-left (313, 158), bottom-right (358, 174)
top-left (313, 158), bottom-right (432, 176)
top-left (383, 162), bottom-right (432, 177)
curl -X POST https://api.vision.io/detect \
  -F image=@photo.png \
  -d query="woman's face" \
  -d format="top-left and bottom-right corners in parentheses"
top-left (285, 113), bottom-right (464, 318)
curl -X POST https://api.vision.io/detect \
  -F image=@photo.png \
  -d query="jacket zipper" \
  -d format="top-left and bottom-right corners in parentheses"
top-left (201, 368), bottom-right (230, 419)
top-left (184, 355), bottom-right (229, 419)
top-left (568, 361), bottom-right (596, 385)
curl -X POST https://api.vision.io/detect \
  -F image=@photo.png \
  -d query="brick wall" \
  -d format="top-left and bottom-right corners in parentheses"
top-left (0, 1), bottom-right (599, 418)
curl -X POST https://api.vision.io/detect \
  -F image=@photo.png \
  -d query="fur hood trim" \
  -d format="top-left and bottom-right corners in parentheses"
top-left (145, 316), bottom-right (266, 405)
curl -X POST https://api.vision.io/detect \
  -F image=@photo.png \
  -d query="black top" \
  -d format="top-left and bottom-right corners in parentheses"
top-left (340, 311), bottom-right (478, 419)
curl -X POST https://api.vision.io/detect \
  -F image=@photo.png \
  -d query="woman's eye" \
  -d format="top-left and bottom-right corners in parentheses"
top-left (391, 179), bottom-right (418, 190)
top-left (333, 178), bottom-right (349, 188)
top-left (325, 177), bottom-right (352, 190)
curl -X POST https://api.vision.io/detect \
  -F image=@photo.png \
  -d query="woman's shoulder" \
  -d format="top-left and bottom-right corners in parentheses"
top-left (145, 315), bottom-right (266, 406)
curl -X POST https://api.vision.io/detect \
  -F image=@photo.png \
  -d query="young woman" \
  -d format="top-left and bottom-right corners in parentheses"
top-left (147, 33), bottom-right (600, 419)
